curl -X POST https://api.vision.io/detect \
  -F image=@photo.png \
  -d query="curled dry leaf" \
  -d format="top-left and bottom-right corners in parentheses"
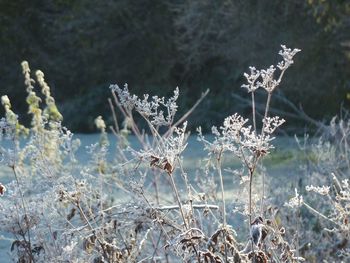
top-left (248, 250), bottom-right (269, 263)
top-left (150, 155), bottom-right (173, 174)
top-left (200, 250), bottom-right (223, 263)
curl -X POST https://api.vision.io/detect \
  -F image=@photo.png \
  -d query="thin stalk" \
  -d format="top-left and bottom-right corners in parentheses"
top-left (248, 169), bottom-right (253, 225)
top-left (98, 165), bottom-right (104, 240)
top-left (296, 197), bottom-right (301, 258)
top-left (341, 132), bottom-right (350, 171)
top-left (258, 91), bottom-right (272, 217)
top-left (108, 98), bottom-right (120, 132)
top-left (11, 166), bottom-right (34, 262)
top-left (260, 171), bottom-right (265, 217)
top-left (176, 156), bottom-right (194, 224)
top-left (168, 172), bottom-right (188, 229)
top-left (216, 155), bottom-right (226, 227)
top-left (216, 150), bottom-right (228, 262)
top-left (263, 92), bottom-right (272, 127)
top-left (251, 91), bottom-right (256, 132)
top-left (303, 202), bottom-right (339, 226)
top-left (164, 89), bottom-right (209, 138)
top-left (76, 203), bottom-right (108, 259)
top-left (168, 172), bottom-right (200, 262)
top-left (151, 231), bottom-right (163, 261)
top-left (154, 173), bottom-right (160, 205)
top-left (111, 91), bottom-right (144, 143)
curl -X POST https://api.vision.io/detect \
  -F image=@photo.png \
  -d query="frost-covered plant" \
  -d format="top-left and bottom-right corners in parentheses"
top-left (0, 45), bottom-right (302, 263)
top-left (0, 62), bottom-right (84, 263)
top-left (196, 45), bottom-right (301, 262)
top-left (286, 116), bottom-right (350, 261)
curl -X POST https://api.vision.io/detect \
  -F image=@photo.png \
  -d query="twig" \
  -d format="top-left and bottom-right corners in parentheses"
top-left (164, 89), bottom-right (209, 138)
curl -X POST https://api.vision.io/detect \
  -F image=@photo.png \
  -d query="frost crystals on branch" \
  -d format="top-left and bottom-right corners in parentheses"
top-left (110, 84), bottom-right (179, 126)
top-left (242, 45), bottom-right (301, 94)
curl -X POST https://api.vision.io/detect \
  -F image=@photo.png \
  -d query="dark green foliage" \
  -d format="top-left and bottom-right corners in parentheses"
top-left (0, 0), bottom-right (349, 132)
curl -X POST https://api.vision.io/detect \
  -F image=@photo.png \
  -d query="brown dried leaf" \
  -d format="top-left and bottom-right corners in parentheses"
top-left (248, 250), bottom-right (268, 263)
top-left (83, 235), bottom-right (96, 254)
top-left (209, 229), bottom-right (222, 246)
top-left (0, 183), bottom-right (6, 196)
top-left (163, 161), bottom-right (173, 174)
top-left (201, 250), bottom-right (223, 263)
top-left (150, 155), bottom-right (160, 167)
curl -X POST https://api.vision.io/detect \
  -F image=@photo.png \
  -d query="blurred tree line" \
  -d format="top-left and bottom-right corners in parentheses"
top-left (0, 0), bottom-right (349, 133)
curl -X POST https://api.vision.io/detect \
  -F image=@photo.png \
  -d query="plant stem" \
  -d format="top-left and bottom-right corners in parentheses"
top-left (303, 202), bottom-right (339, 226)
top-left (217, 155), bottom-right (226, 227)
top-left (11, 165), bottom-right (34, 262)
top-left (249, 168), bottom-right (253, 225)
top-left (263, 92), bottom-right (272, 128)
top-left (252, 91), bottom-right (256, 132)
top-left (261, 169), bottom-right (265, 217)
top-left (168, 172), bottom-right (188, 229)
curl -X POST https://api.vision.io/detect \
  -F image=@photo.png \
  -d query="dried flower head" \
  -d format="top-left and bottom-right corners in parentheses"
top-left (242, 45), bottom-right (300, 94)
top-left (285, 188), bottom-right (303, 208)
top-left (242, 66), bottom-right (261, 93)
top-left (305, 185), bottom-right (330, 195)
top-left (111, 84), bottom-right (179, 126)
top-left (277, 45), bottom-right (301, 71)
top-left (95, 116), bottom-right (106, 131)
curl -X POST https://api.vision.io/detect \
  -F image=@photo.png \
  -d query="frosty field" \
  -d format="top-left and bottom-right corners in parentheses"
top-left (0, 134), bottom-right (299, 262)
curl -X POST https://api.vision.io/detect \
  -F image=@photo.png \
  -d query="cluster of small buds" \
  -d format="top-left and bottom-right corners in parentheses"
top-left (198, 112), bottom-right (277, 160)
top-left (21, 61), bottom-right (44, 131)
top-left (262, 116), bottom-right (286, 135)
top-left (136, 87), bottom-right (179, 126)
top-left (277, 45), bottom-right (301, 71)
top-left (110, 84), bottom-right (138, 111)
top-left (285, 188), bottom-right (303, 208)
top-left (1, 95), bottom-right (17, 126)
top-left (242, 66), bottom-right (260, 93)
top-left (35, 70), bottom-right (50, 99)
top-left (1, 96), bottom-right (28, 137)
top-left (305, 185), bottom-right (330, 195)
top-left (1, 95), bottom-right (10, 107)
top-left (242, 45), bottom-right (300, 94)
top-left (166, 121), bottom-right (188, 156)
top-left (336, 179), bottom-right (350, 201)
top-left (95, 116), bottom-right (106, 132)
top-left (35, 69), bottom-right (63, 122)
top-left (198, 113), bottom-right (250, 155)
top-left (21, 61), bottom-right (35, 93)
top-left (259, 65), bottom-right (280, 93)
top-left (111, 84), bottom-right (179, 126)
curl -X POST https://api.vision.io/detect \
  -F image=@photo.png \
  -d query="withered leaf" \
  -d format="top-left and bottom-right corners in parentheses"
top-left (0, 183), bottom-right (6, 196)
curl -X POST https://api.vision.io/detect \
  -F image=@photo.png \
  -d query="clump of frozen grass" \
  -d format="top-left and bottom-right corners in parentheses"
top-left (286, 116), bottom-right (350, 261)
top-left (0, 62), bottom-right (84, 262)
top-left (0, 46), bottom-right (303, 262)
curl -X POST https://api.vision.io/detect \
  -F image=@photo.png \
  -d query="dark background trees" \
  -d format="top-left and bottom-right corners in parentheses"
top-left (0, 0), bottom-right (349, 132)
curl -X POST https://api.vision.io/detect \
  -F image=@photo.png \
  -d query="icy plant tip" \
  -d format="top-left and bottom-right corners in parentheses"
top-left (285, 188), bottom-right (303, 208)
top-left (242, 45), bottom-right (300, 93)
